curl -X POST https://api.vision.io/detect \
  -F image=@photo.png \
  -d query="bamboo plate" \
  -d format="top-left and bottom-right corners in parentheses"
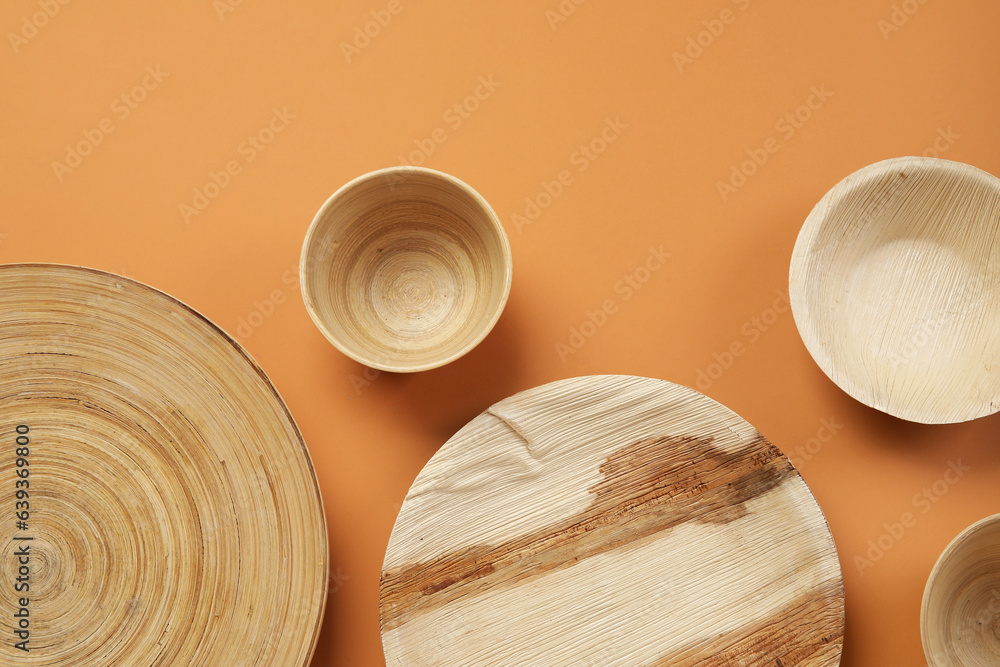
top-left (922, 514), bottom-right (1000, 666)
top-left (380, 375), bottom-right (844, 666)
top-left (790, 157), bottom-right (1000, 424)
top-left (0, 265), bottom-right (327, 666)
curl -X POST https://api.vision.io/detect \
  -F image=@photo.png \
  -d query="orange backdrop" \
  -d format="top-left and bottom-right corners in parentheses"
top-left (3, 0), bottom-right (1000, 664)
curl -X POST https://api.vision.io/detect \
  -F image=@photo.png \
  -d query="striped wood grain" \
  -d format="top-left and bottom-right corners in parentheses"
top-left (790, 157), bottom-right (1000, 424)
top-left (922, 513), bottom-right (1000, 666)
top-left (380, 375), bottom-right (844, 666)
top-left (0, 264), bottom-right (327, 666)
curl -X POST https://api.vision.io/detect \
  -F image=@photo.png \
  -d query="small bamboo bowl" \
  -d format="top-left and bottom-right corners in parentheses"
top-left (790, 157), bottom-right (1000, 424)
top-left (922, 514), bottom-right (1000, 666)
top-left (300, 167), bottom-right (512, 372)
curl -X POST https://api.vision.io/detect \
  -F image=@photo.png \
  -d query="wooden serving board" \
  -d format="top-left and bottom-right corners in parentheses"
top-left (381, 375), bottom-right (844, 666)
top-left (0, 265), bottom-right (327, 666)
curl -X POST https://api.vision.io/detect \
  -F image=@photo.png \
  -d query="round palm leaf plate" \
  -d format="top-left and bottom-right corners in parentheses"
top-left (381, 375), bottom-right (844, 666)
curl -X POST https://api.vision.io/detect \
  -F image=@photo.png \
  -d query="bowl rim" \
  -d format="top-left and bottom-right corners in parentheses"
top-left (788, 156), bottom-right (1000, 424)
top-left (920, 512), bottom-right (1000, 666)
top-left (299, 165), bottom-right (513, 373)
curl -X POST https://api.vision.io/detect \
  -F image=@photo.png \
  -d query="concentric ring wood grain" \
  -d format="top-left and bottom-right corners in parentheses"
top-left (922, 514), bottom-right (1000, 666)
top-left (380, 375), bottom-right (844, 666)
top-left (790, 157), bottom-right (1000, 424)
top-left (300, 166), bottom-right (512, 373)
top-left (0, 264), bottom-right (328, 666)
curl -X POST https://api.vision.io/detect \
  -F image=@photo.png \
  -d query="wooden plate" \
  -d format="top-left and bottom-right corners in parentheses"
top-left (790, 157), bottom-right (1000, 424)
top-left (0, 265), bottom-right (327, 665)
top-left (380, 375), bottom-right (844, 666)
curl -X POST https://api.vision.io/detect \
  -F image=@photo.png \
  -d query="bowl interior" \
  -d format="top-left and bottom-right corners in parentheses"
top-left (791, 158), bottom-right (1000, 423)
top-left (302, 169), bottom-right (510, 372)
top-left (922, 516), bottom-right (1000, 666)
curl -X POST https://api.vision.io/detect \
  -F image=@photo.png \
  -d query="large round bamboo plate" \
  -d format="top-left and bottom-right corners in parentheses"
top-left (790, 157), bottom-right (1000, 424)
top-left (380, 375), bottom-right (844, 666)
top-left (0, 265), bottom-right (327, 666)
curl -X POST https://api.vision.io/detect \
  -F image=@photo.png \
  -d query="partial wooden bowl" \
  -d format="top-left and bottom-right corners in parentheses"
top-left (300, 166), bottom-right (512, 373)
top-left (922, 514), bottom-right (1000, 666)
top-left (0, 264), bottom-right (328, 666)
top-left (380, 375), bottom-right (844, 666)
top-left (790, 157), bottom-right (1000, 424)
